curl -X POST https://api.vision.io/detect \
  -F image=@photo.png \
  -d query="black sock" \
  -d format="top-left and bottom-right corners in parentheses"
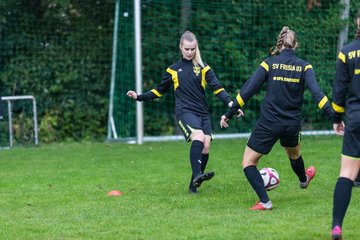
top-left (189, 174), bottom-right (196, 190)
top-left (201, 153), bottom-right (209, 172)
top-left (332, 177), bottom-right (353, 228)
top-left (289, 155), bottom-right (307, 183)
top-left (244, 165), bottom-right (270, 203)
top-left (190, 140), bottom-right (203, 175)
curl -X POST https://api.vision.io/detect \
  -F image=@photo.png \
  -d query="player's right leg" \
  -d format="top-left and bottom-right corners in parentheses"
top-left (244, 121), bottom-right (278, 210)
top-left (332, 157), bottom-right (360, 239)
top-left (332, 121), bottom-right (360, 239)
top-left (242, 146), bottom-right (272, 210)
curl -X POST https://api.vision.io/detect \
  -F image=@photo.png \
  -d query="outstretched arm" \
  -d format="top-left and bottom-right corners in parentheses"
top-left (126, 69), bottom-right (173, 102)
top-left (127, 90), bottom-right (138, 100)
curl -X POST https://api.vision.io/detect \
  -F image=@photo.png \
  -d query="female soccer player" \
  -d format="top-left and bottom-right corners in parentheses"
top-left (220, 26), bottom-right (333, 210)
top-left (330, 12), bottom-right (360, 240)
top-left (127, 31), bottom-right (237, 194)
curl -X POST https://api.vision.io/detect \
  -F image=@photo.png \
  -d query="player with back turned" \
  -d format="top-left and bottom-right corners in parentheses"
top-left (330, 10), bottom-right (360, 240)
top-left (127, 31), bottom-right (239, 194)
top-left (220, 26), bottom-right (333, 210)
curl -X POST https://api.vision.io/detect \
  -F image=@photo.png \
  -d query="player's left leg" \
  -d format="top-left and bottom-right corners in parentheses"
top-left (285, 145), bottom-right (316, 189)
top-left (284, 145), bottom-right (315, 188)
top-left (200, 116), bottom-right (213, 174)
top-left (201, 135), bottom-right (211, 172)
top-left (282, 126), bottom-right (315, 188)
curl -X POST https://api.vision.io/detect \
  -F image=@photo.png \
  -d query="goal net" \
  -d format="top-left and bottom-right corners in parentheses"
top-left (109, 0), bottom-right (360, 141)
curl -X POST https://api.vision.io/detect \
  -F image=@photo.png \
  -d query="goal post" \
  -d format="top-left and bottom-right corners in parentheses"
top-left (1, 95), bottom-right (38, 148)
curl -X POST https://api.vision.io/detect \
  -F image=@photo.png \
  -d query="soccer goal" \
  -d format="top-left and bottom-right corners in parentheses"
top-left (0, 95), bottom-right (38, 149)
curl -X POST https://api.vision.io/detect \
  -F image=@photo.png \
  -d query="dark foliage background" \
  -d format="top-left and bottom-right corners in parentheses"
top-left (1, 0), bottom-right (360, 143)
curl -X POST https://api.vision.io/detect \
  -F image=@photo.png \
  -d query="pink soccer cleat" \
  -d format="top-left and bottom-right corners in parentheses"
top-left (250, 201), bottom-right (273, 211)
top-left (331, 225), bottom-right (342, 240)
top-left (300, 166), bottom-right (316, 189)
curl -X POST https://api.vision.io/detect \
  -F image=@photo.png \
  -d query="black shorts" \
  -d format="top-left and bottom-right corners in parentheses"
top-left (177, 113), bottom-right (213, 142)
top-left (247, 120), bottom-right (301, 155)
top-left (342, 122), bottom-right (360, 159)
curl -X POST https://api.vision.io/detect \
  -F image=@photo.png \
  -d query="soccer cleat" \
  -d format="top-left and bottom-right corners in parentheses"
top-left (300, 166), bottom-right (316, 189)
top-left (203, 171), bottom-right (215, 181)
top-left (189, 186), bottom-right (198, 194)
top-left (188, 176), bottom-right (198, 194)
top-left (192, 171), bottom-right (215, 188)
top-left (250, 201), bottom-right (273, 211)
top-left (331, 225), bottom-right (342, 240)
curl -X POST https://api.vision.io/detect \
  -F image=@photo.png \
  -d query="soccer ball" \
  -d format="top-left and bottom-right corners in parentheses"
top-left (260, 167), bottom-right (280, 191)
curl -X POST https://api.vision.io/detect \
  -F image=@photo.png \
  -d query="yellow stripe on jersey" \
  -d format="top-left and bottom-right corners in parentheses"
top-left (304, 65), bottom-right (313, 72)
top-left (317, 96), bottom-right (328, 109)
top-left (201, 66), bottom-right (211, 90)
top-left (332, 102), bottom-right (345, 113)
top-left (338, 52), bottom-right (346, 63)
top-left (236, 94), bottom-right (245, 107)
top-left (150, 89), bottom-right (162, 97)
top-left (214, 88), bottom-right (224, 94)
top-left (260, 61), bottom-right (269, 72)
top-left (166, 67), bottom-right (179, 90)
top-left (355, 69), bottom-right (360, 75)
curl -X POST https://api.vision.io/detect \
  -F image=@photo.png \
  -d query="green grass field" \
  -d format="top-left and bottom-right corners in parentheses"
top-left (1, 136), bottom-right (359, 239)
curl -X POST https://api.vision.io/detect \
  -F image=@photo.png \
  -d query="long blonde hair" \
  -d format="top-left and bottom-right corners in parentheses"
top-left (271, 26), bottom-right (298, 55)
top-left (179, 31), bottom-right (204, 67)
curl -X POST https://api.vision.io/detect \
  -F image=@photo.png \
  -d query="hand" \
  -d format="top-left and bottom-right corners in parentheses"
top-left (127, 90), bottom-right (138, 100)
top-left (236, 109), bottom-right (244, 117)
top-left (220, 115), bottom-right (229, 128)
top-left (333, 121), bottom-right (345, 136)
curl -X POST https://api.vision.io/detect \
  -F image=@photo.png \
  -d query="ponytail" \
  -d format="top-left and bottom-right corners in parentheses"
top-left (271, 26), bottom-right (297, 55)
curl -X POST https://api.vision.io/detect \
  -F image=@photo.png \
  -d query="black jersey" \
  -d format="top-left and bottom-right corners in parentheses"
top-left (228, 49), bottom-right (331, 125)
top-left (137, 58), bottom-right (231, 117)
top-left (332, 39), bottom-right (360, 123)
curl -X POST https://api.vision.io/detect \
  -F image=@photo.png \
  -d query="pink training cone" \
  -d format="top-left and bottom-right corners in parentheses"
top-left (107, 190), bottom-right (122, 196)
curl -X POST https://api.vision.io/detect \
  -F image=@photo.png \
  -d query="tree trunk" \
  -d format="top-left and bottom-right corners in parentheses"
top-left (179, 0), bottom-right (192, 34)
top-left (337, 0), bottom-right (350, 51)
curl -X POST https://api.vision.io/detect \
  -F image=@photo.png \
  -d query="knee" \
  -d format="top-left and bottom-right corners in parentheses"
top-left (202, 143), bottom-right (210, 153)
top-left (288, 153), bottom-right (300, 160)
top-left (242, 158), bottom-right (256, 168)
top-left (191, 131), bottom-right (206, 143)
